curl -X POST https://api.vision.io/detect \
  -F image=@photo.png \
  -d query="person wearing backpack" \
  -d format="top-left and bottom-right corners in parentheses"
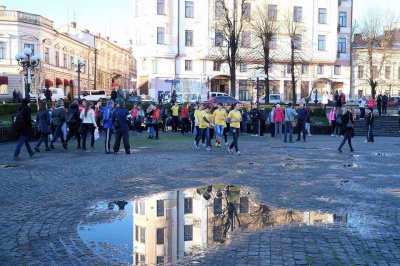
top-left (13, 98), bottom-right (36, 160)
top-left (64, 100), bottom-right (82, 149)
top-left (34, 101), bottom-right (52, 152)
top-left (102, 100), bottom-right (115, 154)
top-left (44, 86), bottom-right (52, 102)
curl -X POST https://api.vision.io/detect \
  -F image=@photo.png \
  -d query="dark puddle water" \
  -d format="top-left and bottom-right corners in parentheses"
top-left (78, 185), bottom-right (365, 265)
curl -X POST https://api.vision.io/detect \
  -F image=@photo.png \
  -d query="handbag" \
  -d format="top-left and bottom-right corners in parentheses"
top-left (290, 120), bottom-right (297, 128)
top-left (346, 122), bottom-right (354, 128)
top-left (151, 118), bottom-right (158, 125)
top-left (145, 117), bottom-right (153, 125)
top-left (94, 128), bottom-right (100, 140)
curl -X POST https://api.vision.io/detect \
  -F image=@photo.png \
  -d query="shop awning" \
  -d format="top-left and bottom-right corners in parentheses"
top-left (0, 76), bottom-right (8, 85)
top-left (64, 79), bottom-right (70, 85)
top-left (56, 77), bottom-right (63, 85)
top-left (45, 79), bottom-right (54, 87)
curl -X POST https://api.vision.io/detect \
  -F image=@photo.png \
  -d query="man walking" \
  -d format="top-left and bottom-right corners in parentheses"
top-left (365, 108), bottom-right (374, 142)
top-left (13, 98), bottom-right (36, 160)
top-left (112, 99), bottom-right (131, 155)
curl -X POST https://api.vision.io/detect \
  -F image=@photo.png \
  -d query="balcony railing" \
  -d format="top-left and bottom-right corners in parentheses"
top-left (0, 10), bottom-right (53, 29)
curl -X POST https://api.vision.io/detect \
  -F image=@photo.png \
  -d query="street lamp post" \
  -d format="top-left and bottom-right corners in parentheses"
top-left (15, 48), bottom-right (41, 99)
top-left (255, 69), bottom-right (268, 108)
top-left (248, 73), bottom-right (253, 109)
top-left (71, 57), bottom-right (86, 101)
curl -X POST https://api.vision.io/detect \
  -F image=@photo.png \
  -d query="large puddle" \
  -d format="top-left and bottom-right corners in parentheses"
top-left (78, 185), bottom-right (363, 265)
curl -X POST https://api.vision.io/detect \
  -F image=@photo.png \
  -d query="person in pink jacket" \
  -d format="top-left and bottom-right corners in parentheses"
top-left (273, 104), bottom-right (284, 139)
top-left (329, 107), bottom-right (337, 136)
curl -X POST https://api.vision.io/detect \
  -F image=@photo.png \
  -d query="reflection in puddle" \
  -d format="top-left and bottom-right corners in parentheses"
top-left (78, 185), bottom-right (357, 265)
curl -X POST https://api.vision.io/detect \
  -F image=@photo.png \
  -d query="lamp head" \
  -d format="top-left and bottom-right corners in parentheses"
top-left (23, 47), bottom-right (32, 56)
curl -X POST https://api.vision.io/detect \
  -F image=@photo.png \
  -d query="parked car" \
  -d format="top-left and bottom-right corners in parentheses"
top-left (299, 95), bottom-right (332, 105)
top-left (258, 94), bottom-right (283, 104)
top-left (79, 90), bottom-right (109, 102)
top-left (128, 94), bottom-right (155, 105)
top-left (203, 96), bottom-right (243, 105)
top-left (39, 87), bottom-right (66, 102)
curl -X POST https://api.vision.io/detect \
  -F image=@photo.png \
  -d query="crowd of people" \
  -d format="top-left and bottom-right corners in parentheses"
top-left (12, 89), bottom-right (398, 160)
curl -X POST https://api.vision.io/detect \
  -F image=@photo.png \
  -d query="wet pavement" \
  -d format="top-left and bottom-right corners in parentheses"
top-left (0, 132), bottom-right (400, 265)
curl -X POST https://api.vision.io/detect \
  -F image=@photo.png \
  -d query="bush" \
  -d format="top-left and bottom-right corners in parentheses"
top-left (312, 107), bottom-right (326, 117)
top-left (0, 103), bottom-right (38, 115)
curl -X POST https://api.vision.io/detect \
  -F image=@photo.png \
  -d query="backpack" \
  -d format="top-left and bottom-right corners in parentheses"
top-left (12, 106), bottom-right (27, 131)
top-left (112, 110), bottom-right (120, 128)
top-left (65, 111), bottom-right (76, 125)
top-left (45, 89), bottom-right (51, 99)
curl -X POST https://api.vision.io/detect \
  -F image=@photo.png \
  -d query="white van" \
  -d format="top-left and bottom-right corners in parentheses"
top-left (39, 88), bottom-right (66, 102)
top-left (258, 94), bottom-right (283, 104)
top-left (210, 92), bottom-right (228, 98)
top-left (79, 90), bottom-right (109, 102)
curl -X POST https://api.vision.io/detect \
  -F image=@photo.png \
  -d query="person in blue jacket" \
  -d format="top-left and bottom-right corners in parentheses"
top-left (112, 99), bottom-right (131, 155)
top-left (102, 100), bottom-right (115, 154)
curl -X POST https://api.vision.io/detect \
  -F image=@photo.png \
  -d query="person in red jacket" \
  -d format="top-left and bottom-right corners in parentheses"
top-left (152, 105), bottom-right (160, 139)
top-left (273, 104), bottom-right (284, 139)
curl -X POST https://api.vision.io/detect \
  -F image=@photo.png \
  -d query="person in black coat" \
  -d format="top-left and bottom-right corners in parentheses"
top-left (13, 98), bottom-right (35, 160)
top-left (250, 108), bottom-right (260, 136)
top-left (34, 101), bottom-right (52, 152)
top-left (112, 100), bottom-right (131, 154)
top-left (338, 106), bottom-right (355, 152)
top-left (64, 100), bottom-right (82, 149)
top-left (366, 108), bottom-right (374, 142)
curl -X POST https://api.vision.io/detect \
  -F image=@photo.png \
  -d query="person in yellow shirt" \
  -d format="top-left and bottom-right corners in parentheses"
top-left (213, 103), bottom-right (227, 147)
top-left (227, 103), bottom-right (242, 156)
top-left (171, 102), bottom-right (179, 131)
top-left (194, 104), bottom-right (202, 143)
top-left (195, 105), bottom-right (214, 151)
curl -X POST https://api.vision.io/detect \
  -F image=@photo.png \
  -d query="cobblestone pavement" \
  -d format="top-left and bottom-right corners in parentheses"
top-left (0, 131), bottom-right (400, 265)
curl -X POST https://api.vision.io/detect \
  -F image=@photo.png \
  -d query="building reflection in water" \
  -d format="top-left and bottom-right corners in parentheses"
top-left (131, 185), bottom-right (348, 265)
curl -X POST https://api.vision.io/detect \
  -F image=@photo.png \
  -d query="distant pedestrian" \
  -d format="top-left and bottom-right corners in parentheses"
top-left (17, 90), bottom-right (22, 102)
top-left (13, 98), bottom-right (36, 160)
top-left (102, 100), bottom-right (115, 154)
top-left (365, 108), bottom-right (374, 143)
top-left (34, 101), bottom-right (52, 152)
top-left (382, 93), bottom-right (388, 115)
top-left (259, 107), bottom-right (267, 137)
top-left (171, 102), bottom-right (179, 131)
top-left (338, 105), bottom-right (355, 152)
top-left (158, 93), bottom-right (163, 105)
top-left (376, 94), bottom-right (382, 116)
top-left (273, 104), bottom-right (284, 139)
top-left (329, 107), bottom-right (337, 137)
top-left (80, 101), bottom-right (98, 151)
top-left (227, 103), bottom-right (242, 156)
top-left (12, 89), bottom-right (17, 103)
top-left (112, 99), bottom-right (131, 154)
top-left (296, 103), bottom-right (308, 142)
top-left (359, 96), bottom-right (367, 119)
top-left (49, 99), bottom-right (67, 150)
top-left (284, 102), bottom-right (297, 143)
top-left (305, 106), bottom-right (312, 136)
top-left (213, 103), bottom-right (227, 147)
top-left (64, 100), bottom-right (82, 149)
top-left (268, 105), bottom-right (275, 137)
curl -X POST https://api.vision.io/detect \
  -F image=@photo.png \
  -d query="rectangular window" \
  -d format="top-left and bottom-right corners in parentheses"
top-left (185, 30), bottom-right (193, 46)
top-left (339, 12), bottom-right (347, 27)
top-left (241, 31), bottom-right (251, 48)
top-left (215, 1), bottom-right (223, 18)
top-left (140, 254), bottom-right (145, 263)
top-left (317, 65), bottom-right (324, 74)
top-left (44, 47), bottom-right (50, 64)
top-left (24, 43), bottom-right (35, 56)
top-left (213, 225), bottom-right (222, 242)
top-left (294, 34), bottom-right (302, 49)
top-left (140, 227), bottom-right (146, 243)
top-left (184, 198), bottom-right (193, 214)
top-left (213, 61), bottom-right (221, 71)
top-left (213, 198), bottom-right (222, 214)
top-left (63, 53), bottom-right (67, 68)
top-left (156, 256), bottom-right (165, 264)
top-left (242, 3), bottom-right (251, 20)
top-left (319, 8), bottom-right (327, 24)
top-left (372, 66), bottom-right (378, 79)
top-left (140, 202), bottom-right (145, 215)
top-left (184, 225), bottom-right (193, 241)
top-left (135, 225), bottom-right (139, 241)
top-left (286, 64), bottom-right (292, 74)
top-left (270, 34), bottom-right (277, 49)
top-left (70, 56), bottom-right (74, 70)
top-left (185, 1), bottom-right (194, 18)
top-left (157, 27), bottom-right (165, 44)
top-left (157, 200), bottom-right (164, 216)
top-left (135, 201), bottom-right (139, 214)
top-left (215, 30), bottom-right (223, 46)
top-left (156, 228), bottom-right (165, 244)
top-left (55, 51), bottom-right (59, 67)
top-left (268, 5), bottom-right (277, 21)
top-left (185, 60), bottom-right (193, 71)
top-left (239, 197), bottom-right (249, 213)
top-left (334, 65), bottom-right (341, 75)
top-left (0, 42), bottom-right (7, 59)
top-left (338, 38), bottom-right (346, 53)
top-left (294, 6), bottom-right (302, 22)
top-left (240, 63), bottom-right (247, 72)
top-left (157, 0), bottom-right (165, 15)
top-left (301, 64), bottom-right (308, 74)
top-left (358, 66), bottom-right (364, 78)
top-left (385, 66), bottom-right (391, 79)
top-left (318, 35), bottom-right (326, 50)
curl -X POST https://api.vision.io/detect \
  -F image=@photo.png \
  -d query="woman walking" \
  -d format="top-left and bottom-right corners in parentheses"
top-left (80, 101), bottom-right (98, 151)
top-left (34, 101), bottom-right (52, 152)
top-left (338, 105), bottom-right (355, 152)
top-left (329, 107), bottom-right (337, 137)
top-left (64, 100), bottom-right (82, 149)
top-left (227, 103), bottom-right (242, 156)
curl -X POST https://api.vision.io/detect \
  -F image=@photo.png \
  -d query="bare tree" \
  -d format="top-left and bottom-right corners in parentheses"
top-left (250, 2), bottom-right (280, 104)
top-left (282, 9), bottom-right (307, 104)
top-left (209, 0), bottom-right (250, 98)
top-left (355, 8), bottom-right (397, 99)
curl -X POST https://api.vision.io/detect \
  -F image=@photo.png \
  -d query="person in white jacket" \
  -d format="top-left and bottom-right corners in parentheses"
top-left (359, 96), bottom-right (367, 119)
top-left (80, 101), bottom-right (98, 151)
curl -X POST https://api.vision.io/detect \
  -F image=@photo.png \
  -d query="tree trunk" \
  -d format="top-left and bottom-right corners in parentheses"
top-left (290, 43), bottom-right (296, 104)
top-left (264, 48), bottom-right (270, 104)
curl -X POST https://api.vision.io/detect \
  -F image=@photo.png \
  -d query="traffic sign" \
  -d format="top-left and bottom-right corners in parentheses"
top-left (165, 79), bottom-right (180, 84)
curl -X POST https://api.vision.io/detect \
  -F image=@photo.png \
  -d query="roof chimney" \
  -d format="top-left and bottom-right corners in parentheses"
top-left (70, 22), bottom-right (76, 28)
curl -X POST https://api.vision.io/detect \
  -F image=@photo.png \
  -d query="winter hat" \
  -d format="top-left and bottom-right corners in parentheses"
top-left (107, 99), bottom-right (114, 105)
top-left (22, 98), bottom-right (30, 105)
top-left (276, 104), bottom-right (280, 108)
top-left (287, 102), bottom-right (292, 106)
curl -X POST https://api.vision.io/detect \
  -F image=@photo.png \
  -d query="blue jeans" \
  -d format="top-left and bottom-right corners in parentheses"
top-left (36, 132), bottom-right (49, 148)
top-left (196, 127), bottom-right (210, 147)
top-left (14, 135), bottom-right (34, 158)
top-left (215, 124), bottom-right (224, 137)
top-left (241, 121), bottom-right (247, 133)
top-left (284, 121), bottom-right (293, 142)
top-left (52, 125), bottom-right (65, 143)
top-left (229, 127), bottom-right (239, 152)
top-left (148, 126), bottom-right (154, 136)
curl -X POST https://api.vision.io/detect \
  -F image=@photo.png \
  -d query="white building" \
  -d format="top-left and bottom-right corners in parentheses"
top-left (132, 0), bottom-right (352, 102)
